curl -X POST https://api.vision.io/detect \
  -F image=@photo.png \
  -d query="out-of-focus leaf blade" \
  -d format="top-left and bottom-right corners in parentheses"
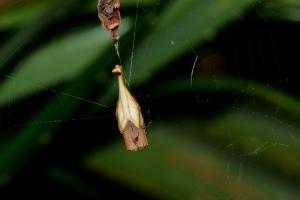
top-left (85, 121), bottom-right (299, 200)
top-left (48, 165), bottom-right (101, 200)
top-left (0, 1), bottom-right (53, 29)
top-left (0, 0), bottom-right (83, 71)
top-left (155, 77), bottom-right (300, 181)
top-left (263, 0), bottom-right (300, 22)
top-left (206, 110), bottom-right (300, 179)
top-left (125, 0), bottom-right (257, 85)
top-left (0, 20), bottom-right (131, 183)
top-left (155, 77), bottom-right (300, 119)
top-left (282, 0), bottom-right (300, 6)
top-left (0, 25), bottom-right (113, 106)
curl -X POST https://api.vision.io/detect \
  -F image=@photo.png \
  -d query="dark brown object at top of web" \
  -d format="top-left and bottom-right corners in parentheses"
top-left (97, 0), bottom-right (121, 50)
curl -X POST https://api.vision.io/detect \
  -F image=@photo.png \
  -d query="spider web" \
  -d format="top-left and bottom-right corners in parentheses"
top-left (0, 3), bottom-right (294, 125)
top-left (0, 0), bottom-right (150, 128)
top-left (0, 0), bottom-right (298, 187)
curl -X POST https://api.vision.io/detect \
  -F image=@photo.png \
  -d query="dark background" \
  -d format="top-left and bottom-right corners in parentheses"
top-left (1, 0), bottom-right (300, 199)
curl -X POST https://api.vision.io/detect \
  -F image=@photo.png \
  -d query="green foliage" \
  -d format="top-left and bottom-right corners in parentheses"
top-left (86, 119), bottom-right (299, 200)
top-left (0, 0), bottom-right (299, 199)
top-left (0, 1), bottom-right (52, 29)
top-left (125, 0), bottom-right (255, 84)
top-left (0, 21), bottom-right (130, 106)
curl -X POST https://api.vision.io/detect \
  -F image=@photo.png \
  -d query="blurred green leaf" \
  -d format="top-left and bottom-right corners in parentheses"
top-left (206, 109), bottom-right (300, 179)
top-left (263, 0), bottom-right (300, 22)
top-left (85, 120), bottom-right (299, 200)
top-left (156, 77), bottom-right (300, 119)
top-left (48, 165), bottom-right (101, 200)
top-left (0, 1), bottom-right (53, 29)
top-left (282, 8), bottom-right (300, 22)
top-left (0, 0), bottom-right (83, 71)
top-left (0, 20), bottom-right (130, 183)
top-left (0, 24), bottom-right (118, 106)
top-left (155, 76), bottom-right (300, 181)
top-left (125, 0), bottom-right (257, 85)
top-left (282, 0), bottom-right (300, 6)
